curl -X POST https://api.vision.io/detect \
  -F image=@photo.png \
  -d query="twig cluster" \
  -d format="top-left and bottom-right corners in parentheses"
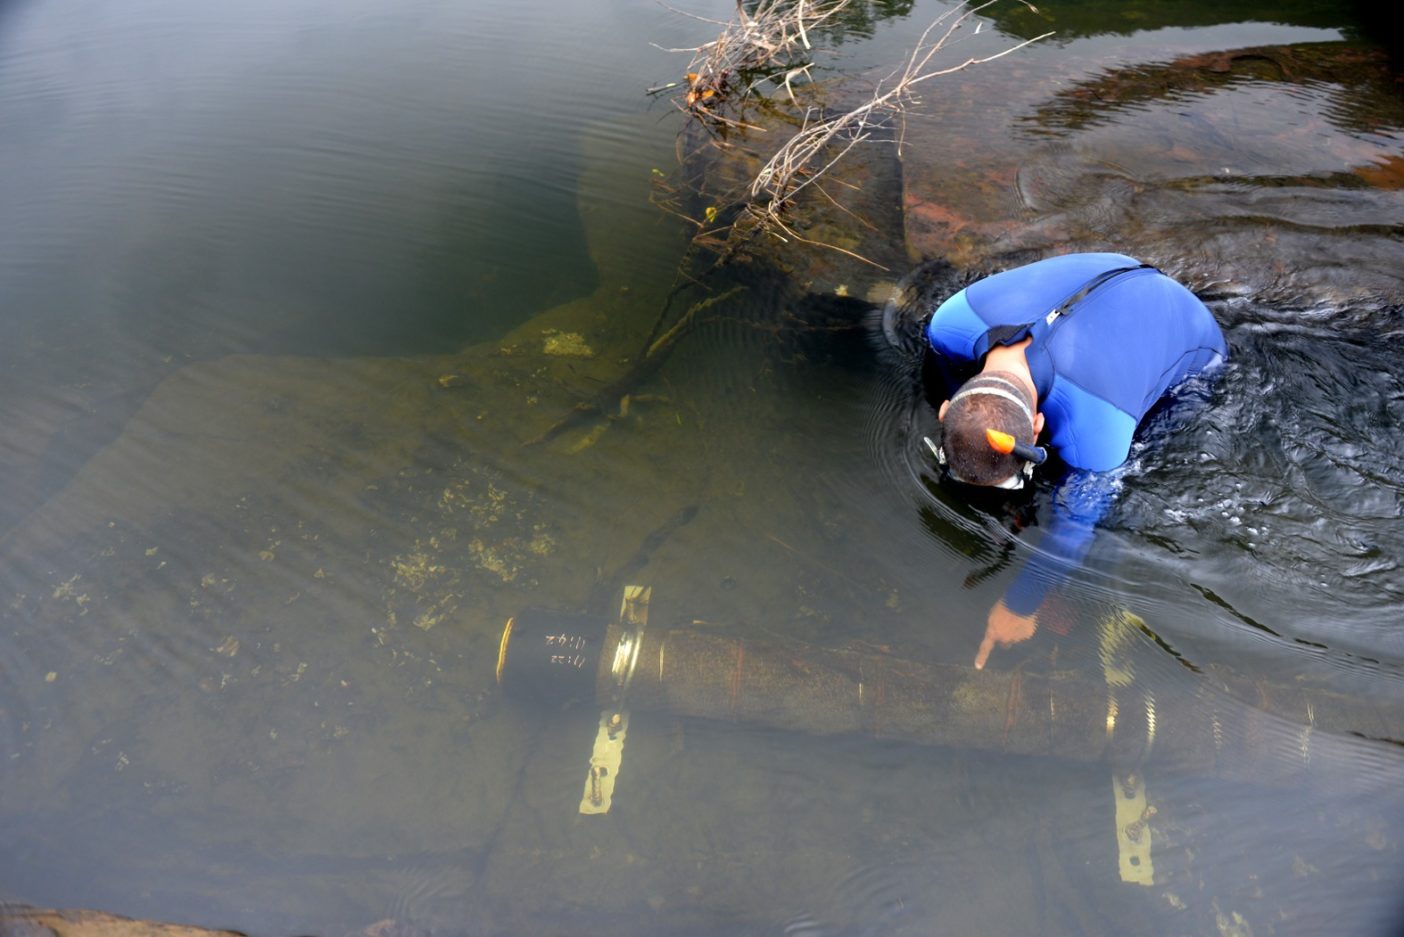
top-left (651, 0), bottom-right (856, 129)
top-left (653, 1), bottom-right (1051, 267)
top-left (747, 1), bottom-right (1051, 245)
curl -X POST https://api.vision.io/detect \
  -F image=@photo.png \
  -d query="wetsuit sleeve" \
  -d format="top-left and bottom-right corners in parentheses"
top-left (924, 289), bottom-right (985, 362)
top-left (1001, 469), bottom-right (1121, 616)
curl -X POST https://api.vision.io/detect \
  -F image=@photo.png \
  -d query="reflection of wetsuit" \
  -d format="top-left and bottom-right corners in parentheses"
top-left (925, 252), bottom-right (1228, 614)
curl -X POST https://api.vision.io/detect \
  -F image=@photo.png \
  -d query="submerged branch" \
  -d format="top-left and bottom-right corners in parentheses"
top-left (755, 210), bottom-right (890, 270)
top-left (524, 285), bottom-right (747, 447)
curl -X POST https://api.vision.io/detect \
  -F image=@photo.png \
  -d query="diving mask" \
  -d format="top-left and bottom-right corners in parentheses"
top-left (927, 375), bottom-right (1048, 490)
top-left (924, 435), bottom-right (1042, 490)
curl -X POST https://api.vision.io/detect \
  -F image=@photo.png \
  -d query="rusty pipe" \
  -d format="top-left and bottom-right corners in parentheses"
top-left (496, 608), bottom-right (1402, 782)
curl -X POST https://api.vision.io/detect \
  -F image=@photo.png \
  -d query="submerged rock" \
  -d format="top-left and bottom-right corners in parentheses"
top-left (0, 906), bottom-right (432, 937)
top-left (0, 906), bottom-right (245, 937)
top-left (898, 42), bottom-right (1404, 307)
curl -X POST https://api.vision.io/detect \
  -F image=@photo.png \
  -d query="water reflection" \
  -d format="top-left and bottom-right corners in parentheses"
top-left (987, 0), bottom-right (1348, 41)
top-left (1012, 44), bottom-right (1404, 307)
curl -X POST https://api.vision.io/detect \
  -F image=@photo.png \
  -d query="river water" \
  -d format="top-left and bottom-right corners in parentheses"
top-left (1, 0), bottom-right (1402, 935)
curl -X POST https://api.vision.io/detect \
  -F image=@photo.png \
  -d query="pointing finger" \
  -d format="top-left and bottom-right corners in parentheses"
top-left (974, 632), bottom-right (996, 670)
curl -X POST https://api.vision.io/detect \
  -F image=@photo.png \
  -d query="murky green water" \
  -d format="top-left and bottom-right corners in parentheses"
top-left (2, 0), bottom-right (1403, 935)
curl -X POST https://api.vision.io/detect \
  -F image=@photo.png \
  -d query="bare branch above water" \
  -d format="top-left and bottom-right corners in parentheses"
top-left (651, 0), bottom-right (1052, 267)
top-left (749, 3), bottom-right (1053, 233)
top-left (659, 0), bottom-right (856, 117)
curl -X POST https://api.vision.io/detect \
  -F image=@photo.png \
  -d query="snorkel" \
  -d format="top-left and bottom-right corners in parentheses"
top-left (984, 428), bottom-right (1048, 468)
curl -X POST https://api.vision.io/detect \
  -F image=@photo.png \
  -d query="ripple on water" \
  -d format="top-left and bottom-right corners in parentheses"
top-left (1119, 302), bottom-right (1404, 661)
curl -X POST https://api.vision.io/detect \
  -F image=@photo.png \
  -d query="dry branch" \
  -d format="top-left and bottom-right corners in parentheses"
top-left (656, 0), bottom-right (856, 122)
top-left (651, 1), bottom-right (1052, 269)
top-left (749, 2), bottom-right (1053, 229)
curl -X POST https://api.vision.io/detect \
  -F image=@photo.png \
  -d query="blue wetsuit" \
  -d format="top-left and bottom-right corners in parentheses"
top-left (925, 252), bottom-right (1227, 614)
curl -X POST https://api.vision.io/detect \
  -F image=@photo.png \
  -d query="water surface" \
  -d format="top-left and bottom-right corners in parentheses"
top-left (2, 0), bottom-right (1403, 935)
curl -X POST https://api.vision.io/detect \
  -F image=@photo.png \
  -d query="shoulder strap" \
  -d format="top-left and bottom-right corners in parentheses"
top-left (1040, 263), bottom-right (1155, 328)
top-left (969, 262), bottom-right (1158, 359)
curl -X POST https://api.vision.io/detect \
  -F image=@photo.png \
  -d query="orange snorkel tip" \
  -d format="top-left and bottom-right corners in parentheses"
top-left (985, 428), bottom-right (1016, 454)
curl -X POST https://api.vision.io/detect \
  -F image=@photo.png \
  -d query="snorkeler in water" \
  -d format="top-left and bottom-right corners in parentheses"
top-left (899, 252), bottom-right (1227, 668)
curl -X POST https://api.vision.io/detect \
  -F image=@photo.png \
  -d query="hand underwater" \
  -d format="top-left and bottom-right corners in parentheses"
top-left (974, 599), bottom-right (1038, 670)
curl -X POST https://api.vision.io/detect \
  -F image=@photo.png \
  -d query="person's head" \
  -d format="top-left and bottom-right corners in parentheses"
top-left (936, 372), bottom-right (1046, 488)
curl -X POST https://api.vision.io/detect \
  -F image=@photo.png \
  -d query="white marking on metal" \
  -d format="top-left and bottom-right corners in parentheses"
top-left (580, 709), bottom-right (629, 815)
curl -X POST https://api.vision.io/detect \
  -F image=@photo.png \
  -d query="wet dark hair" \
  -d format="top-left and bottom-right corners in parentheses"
top-left (942, 373), bottom-right (1036, 486)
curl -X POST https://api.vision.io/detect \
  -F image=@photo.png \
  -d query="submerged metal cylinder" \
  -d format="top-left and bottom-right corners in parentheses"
top-left (495, 608), bottom-right (609, 706)
top-left (600, 618), bottom-right (1132, 764)
top-left (497, 610), bottom-right (1402, 781)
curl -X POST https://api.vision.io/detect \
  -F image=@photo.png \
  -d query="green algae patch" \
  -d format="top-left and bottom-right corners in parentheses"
top-left (542, 330), bottom-right (596, 358)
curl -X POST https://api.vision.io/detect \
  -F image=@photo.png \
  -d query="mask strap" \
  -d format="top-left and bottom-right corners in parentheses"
top-left (924, 435), bottom-right (1035, 490)
top-left (949, 377), bottom-right (1033, 422)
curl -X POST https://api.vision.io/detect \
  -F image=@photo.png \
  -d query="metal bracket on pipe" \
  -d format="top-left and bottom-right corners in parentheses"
top-left (1101, 608), bottom-right (1157, 884)
top-left (610, 584), bottom-right (651, 698)
top-left (580, 709), bottom-right (629, 814)
top-left (1113, 771), bottom-right (1155, 885)
top-left (579, 585), bottom-right (651, 815)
